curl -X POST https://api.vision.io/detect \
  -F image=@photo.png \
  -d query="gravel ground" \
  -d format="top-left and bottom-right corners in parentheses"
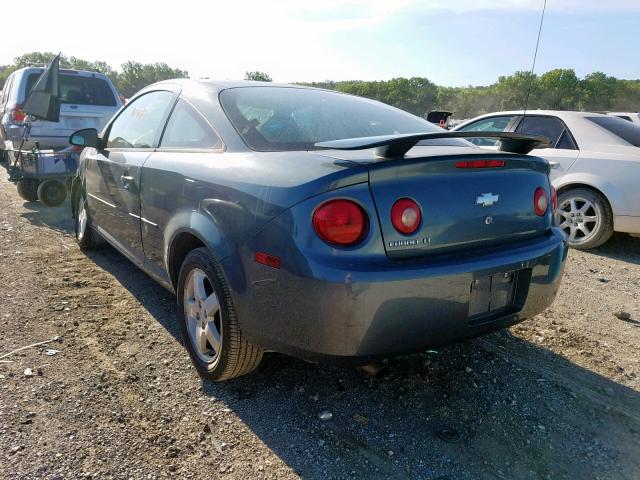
top-left (0, 167), bottom-right (639, 480)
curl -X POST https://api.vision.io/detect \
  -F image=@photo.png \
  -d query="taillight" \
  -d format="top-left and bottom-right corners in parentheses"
top-left (313, 199), bottom-right (367, 246)
top-left (534, 187), bottom-right (549, 216)
top-left (11, 106), bottom-right (26, 123)
top-left (391, 198), bottom-right (421, 234)
top-left (551, 186), bottom-right (557, 213)
top-left (455, 160), bottom-right (505, 168)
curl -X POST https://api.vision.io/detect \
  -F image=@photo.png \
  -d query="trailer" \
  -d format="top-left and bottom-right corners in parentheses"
top-left (7, 141), bottom-right (80, 207)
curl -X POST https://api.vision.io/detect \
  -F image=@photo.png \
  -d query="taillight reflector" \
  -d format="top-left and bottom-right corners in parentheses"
top-left (11, 107), bottom-right (26, 123)
top-left (455, 160), bottom-right (505, 168)
top-left (391, 198), bottom-right (421, 234)
top-left (534, 187), bottom-right (548, 216)
top-left (313, 199), bottom-right (367, 246)
top-left (255, 251), bottom-right (281, 269)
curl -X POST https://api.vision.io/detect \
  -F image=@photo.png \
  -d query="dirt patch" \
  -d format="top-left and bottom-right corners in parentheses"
top-left (1, 168), bottom-right (639, 479)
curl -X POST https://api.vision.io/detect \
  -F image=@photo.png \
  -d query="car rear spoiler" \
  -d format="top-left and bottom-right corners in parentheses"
top-left (315, 132), bottom-right (550, 158)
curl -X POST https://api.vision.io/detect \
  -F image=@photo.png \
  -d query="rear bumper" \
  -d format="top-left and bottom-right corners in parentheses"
top-left (3, 123), bottom-right (71, 150)
top-left (229, 228), bottom-right (568, 363)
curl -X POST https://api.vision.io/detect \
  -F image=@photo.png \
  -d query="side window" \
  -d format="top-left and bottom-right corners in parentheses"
top-left (160, 99), bottom-right (222, 149)
top-left (106, 91), bottom-right (174, 149)
top-left (515, 116), bottom-right (576, 150)
top-left (2, 74), bottom-right (14, 104)
top-left (458, 115), bottom-right (515, 146)
top-left (556, 130), bottom-right (577, 150)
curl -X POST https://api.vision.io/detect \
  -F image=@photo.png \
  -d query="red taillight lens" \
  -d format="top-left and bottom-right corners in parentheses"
top-left (551, 186), bottom-right (557, 213)
top-left (255, 251), bottom-right (281, 269)
top-left (391, 198), bottom-right (421, 234)
top-left (534, 187), bottom-right (549, 216)
top-left (313, 199), bottom-right (367, 246)
top-left (455, 160), bottom-right (505, 168)
top-left (11, 107), bottom-right (26, 123)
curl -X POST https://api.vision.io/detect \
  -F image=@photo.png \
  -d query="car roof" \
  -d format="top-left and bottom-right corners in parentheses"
top-left (148, 78), bottom-right (327, 95)
top-left (465, 110), bottom-right (610, 120)
top-left (14, 66), bottom-right (111, 79)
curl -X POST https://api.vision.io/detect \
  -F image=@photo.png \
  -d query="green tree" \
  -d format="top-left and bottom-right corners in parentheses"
top-left (3, 51), bottom-right (640, 116)
top-left (612, 79), bottom-right (640, 111)
top-left (14, 51), bottom-right (64, 68)
top-left (117, 61), bottom-right (188, 97)
top-left (538, 69), bottom-right (580, 110)
top-left (0, 65), bottom-right (17, 89)
top-left (580, 72), bottom-right (617, 111)
top-left (245, 71), bottom-right (272, 82)
top-left (68, 57), bottom-right (118, 83)
top-left (332, 77), bottom-right (437, 116)
top-left (493, 71), bottom-right (539, 110)
top-left (6, 52), bottom-right (118, 88)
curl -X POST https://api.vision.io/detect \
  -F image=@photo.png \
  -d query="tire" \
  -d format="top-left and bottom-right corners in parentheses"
top-left (177, 247), bottom-right (263, 381)
top-left (37, 180), bottom-right (67, 207)
top-left (556, 188), bottom-right (613, 250)
top-left (16, 179), bottom-right (40, 202)
top-left (74, 190), bottom-right (96, 249)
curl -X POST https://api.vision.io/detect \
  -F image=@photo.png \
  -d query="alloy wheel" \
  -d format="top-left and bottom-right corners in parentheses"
top-left (556, 196), bottom-right (601, 244)
top-left (183, 268), bottom-right (223, 365)
top-left (77, 200), bottom-right (88, 241)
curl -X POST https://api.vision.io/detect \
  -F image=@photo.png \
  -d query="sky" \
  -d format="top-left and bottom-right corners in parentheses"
top-left (2, 0), bottom-right (639, 86)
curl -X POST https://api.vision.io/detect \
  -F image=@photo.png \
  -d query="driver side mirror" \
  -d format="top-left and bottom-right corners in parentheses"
top-left (69, 128), bottom-right (100, 149)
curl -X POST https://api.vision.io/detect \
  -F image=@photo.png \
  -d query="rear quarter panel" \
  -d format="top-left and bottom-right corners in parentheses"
top-left (556, 149), bottom-right (640, 217)
top-left (139, 150), bottom-right (368, 287)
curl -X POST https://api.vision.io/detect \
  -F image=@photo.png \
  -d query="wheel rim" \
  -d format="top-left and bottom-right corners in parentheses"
top-left (77, 200), bottom-right (87, 240)
top-left (556, 195), bottom-right (601, 244)
top-left (184, 268), bottom-right (222, 365)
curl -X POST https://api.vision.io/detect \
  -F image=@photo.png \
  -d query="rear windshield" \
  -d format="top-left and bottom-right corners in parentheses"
top-left (219, 86), bottom-right (446, 151)
top-left (25, 73), bottom-right (117, 106)
top-left (587, 116), bottom-right (640, 147)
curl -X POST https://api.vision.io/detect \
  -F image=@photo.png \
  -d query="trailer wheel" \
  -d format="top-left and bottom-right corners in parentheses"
top-left (37, 180), bottom-right (67, 207)
top-left (16, 179), bottom-right (40, 202)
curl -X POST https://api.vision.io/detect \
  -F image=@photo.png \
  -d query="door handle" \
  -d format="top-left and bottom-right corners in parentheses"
top-left (120, 175), bottom-right (135, 189)
top-left (548, 161), bottom-right (560, 169)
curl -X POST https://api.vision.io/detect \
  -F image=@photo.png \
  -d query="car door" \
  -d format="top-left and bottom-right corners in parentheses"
top-left (513, 115), bottom-right (580, 182)
top-left (139, 98), bottom-right (224, 282)
top-left (84, 89), bottom-right (176, 263)
top-left (455, 115), bottom-right (519, 149)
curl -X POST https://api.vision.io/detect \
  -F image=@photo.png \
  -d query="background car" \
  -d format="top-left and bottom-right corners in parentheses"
top-left (69, 80), bottom-right (566, 381)
top-left (608, 111), bottom-right (640, 126)
top-left (453, 110), bottom-right (640, 249)
top-left (0, 66), bottom-right (121, 161)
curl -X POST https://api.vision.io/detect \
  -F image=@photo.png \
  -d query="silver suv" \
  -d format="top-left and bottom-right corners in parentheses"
top-left (0, 66), bottom-right (121, 158)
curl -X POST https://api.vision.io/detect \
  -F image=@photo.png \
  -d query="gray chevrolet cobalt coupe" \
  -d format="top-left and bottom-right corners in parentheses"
top-left (69, 80), bottom-right (567, 381)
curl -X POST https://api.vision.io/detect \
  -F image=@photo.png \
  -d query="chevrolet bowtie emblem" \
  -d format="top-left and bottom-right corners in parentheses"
top-left (476, 192), bottom-right (499, 207)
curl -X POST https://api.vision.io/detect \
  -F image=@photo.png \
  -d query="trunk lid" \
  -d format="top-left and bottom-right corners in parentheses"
top-left (362, 148), bottom-right (553, 258)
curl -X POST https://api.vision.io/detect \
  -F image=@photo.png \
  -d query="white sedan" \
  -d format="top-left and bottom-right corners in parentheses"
top-left (453, 110), bottom-right (640, 249)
